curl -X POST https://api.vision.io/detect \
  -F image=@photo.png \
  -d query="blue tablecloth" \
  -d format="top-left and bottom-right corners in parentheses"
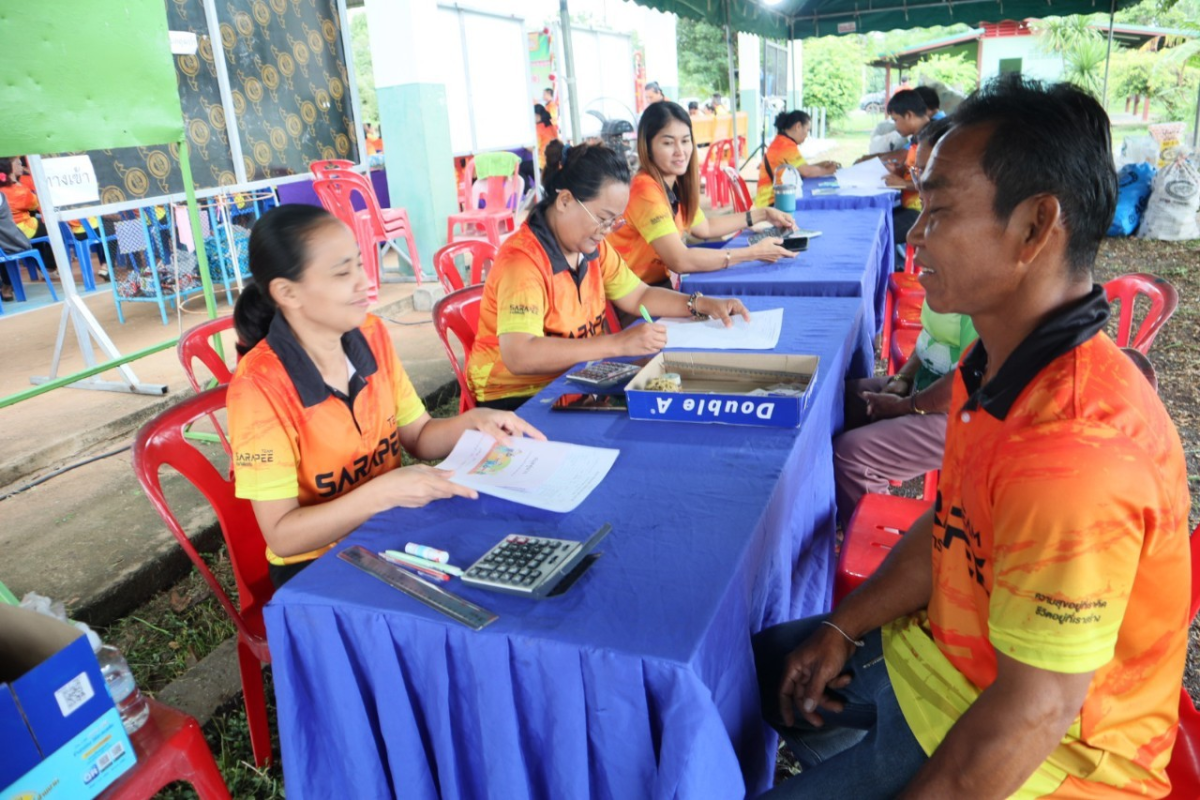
top-left (264, 296), bottom-right (871, 800)
top-left (795, 176), bottom-right (897, 212)
top-left (681, 207), bottom-right (892, 341)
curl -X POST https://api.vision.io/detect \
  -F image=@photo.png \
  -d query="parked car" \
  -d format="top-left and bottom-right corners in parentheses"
top-left (859, 91), bottom-right (886, 114)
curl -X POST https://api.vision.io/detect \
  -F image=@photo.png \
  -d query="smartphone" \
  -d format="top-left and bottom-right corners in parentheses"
top-left (550, 393), bottom-right (628, 412)
top-left (782, 233), bottom-right (809, 253)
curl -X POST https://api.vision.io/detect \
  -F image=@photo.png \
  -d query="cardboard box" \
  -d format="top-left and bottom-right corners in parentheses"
top-left (625, 351), bottom-right (819, 428)
top-left (0, 605), bottom-right (136, 800)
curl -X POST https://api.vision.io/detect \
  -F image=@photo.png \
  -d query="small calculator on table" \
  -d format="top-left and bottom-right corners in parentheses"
top-left (566, 361), bottom-right (640, 388)
top-left (461, 524), bottom-right (612, 598)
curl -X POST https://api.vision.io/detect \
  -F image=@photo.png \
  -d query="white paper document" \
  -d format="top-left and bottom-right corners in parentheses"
top-left (439, 430), bottom-right (619, 513)
top-left (659, 307), bottom-right (783, 350)
top-left (833, 158), bottom-right (891, 190)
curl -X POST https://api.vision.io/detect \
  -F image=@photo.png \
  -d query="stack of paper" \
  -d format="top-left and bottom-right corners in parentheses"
top-left (658, 307), bottom-right (784, 350)
top-left (833, 158), bottom-right (891, 191)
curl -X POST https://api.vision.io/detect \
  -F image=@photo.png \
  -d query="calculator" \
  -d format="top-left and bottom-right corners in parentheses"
top-left (746, 225), bottom-right (790, 245)
top-left (566, 361), bottom-right (641, 388)
top-left (461, 524), bottom-right (612, 598)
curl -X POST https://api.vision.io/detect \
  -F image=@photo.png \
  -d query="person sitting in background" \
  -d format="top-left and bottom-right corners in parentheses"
top-left (687, 101), bottom-right (700, 117)
top-left (832, 119), bottom-right (963, 528)
top-left (709, 92), bottom-right (727, 115)
top-left (754, 110), bottom-right (839, 208)
top-left (873, 90), bottom-right (930, 250)
top-left (0, 188), bottom-right (29, 301)
top-left (227, 204), bottom-right (542, 588)
top-left (755, 76), bottom-right (1189, 800)
top-left (607, 101), bottom-right (795, 302)
top-left (0, 157), bottom-right (55, 274)
top-left (644, 81), bottom-right (666, 105)
top-left (534, 104), bottom-right (559, 169)
top-left (364, 123), bottom-right (383, 156)
top-left (542, 87), bottom-right (559, 124)
top-left (915, 85), bottom-right (945, 121)
top-left (466, 144), bottom-right (749, 410)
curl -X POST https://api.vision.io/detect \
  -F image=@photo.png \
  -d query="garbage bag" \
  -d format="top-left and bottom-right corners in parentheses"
top-left (1107, 163), bottom-right (1155, 237)
top-left (1138, 150), bottom-right (1200, 241)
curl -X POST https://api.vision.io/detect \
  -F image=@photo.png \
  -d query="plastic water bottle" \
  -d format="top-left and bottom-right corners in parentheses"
top-left (94, 643), bottom-right (150, 734)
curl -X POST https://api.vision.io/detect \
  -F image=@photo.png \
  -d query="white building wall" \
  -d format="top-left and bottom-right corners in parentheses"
top-left (978, 37), bottom-right (1064, 82)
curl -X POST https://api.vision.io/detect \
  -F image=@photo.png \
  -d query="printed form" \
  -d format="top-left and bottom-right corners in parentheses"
top-left (438, 430), bottom-right (619, 513)
top-left (659, 307), bottom-right (783, 350)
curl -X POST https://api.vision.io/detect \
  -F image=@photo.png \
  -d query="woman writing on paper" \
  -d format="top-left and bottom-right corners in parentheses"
top-left (227, 205), bottom-right (543, 588)
top-left (466, 143), bottom-right (750, 411)
top-left (606, 102), bottom-right (796, 299)
top-left (753, 111), bottom-right (839, 208)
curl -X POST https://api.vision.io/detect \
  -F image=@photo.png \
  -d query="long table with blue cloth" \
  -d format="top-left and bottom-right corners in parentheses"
top-left (794, 176), bottom-right (897, 213)
top-left (682, 206), bottom-right (893, 341)
top-left (263, 294), bottom-right (873, 799)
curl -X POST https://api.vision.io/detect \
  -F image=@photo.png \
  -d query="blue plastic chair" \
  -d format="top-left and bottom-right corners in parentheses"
top-left (57, 222), bottom-right (98, 292)
top-left (0, 241), bottom-right (58, 302)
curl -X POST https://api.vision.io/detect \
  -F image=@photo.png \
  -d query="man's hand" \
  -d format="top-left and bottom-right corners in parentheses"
top-left (862, 390), bottom-right (911, 421)
top-left (778, 623), bottom-right (859, 727)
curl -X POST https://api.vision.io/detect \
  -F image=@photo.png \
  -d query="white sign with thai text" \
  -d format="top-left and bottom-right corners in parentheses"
top-left (41, 155), bottom-right (100, 207)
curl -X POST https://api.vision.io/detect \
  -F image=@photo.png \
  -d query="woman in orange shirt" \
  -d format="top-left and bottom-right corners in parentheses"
top-left (0, 157), bottom-right (55, 276)
top-left (534, 104), bottom-right (559, 169)
top-left (607, 101), bottom-right (795, 292)
top-left (753, 110), bottom-right (839, 208)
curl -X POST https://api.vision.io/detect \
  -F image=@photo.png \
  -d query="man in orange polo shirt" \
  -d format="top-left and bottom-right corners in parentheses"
top-left (754, 76), bottom-right (1190, 798)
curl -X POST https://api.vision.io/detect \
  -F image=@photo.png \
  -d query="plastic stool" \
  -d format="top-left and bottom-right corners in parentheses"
top-left (99, 698), bottom-right (231, 800)
top-left (834, 494), bottom-right (931, 605)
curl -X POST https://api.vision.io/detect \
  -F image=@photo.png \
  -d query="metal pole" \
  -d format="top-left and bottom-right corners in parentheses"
top-left (560, 0), bottom-right (583, 144)
top-left (1193, 82), bottom-right (1200, 149)
top-left (1101, 0), bottom-right (1117, 107)
top-left (725, 15), bottom-right (739, 164)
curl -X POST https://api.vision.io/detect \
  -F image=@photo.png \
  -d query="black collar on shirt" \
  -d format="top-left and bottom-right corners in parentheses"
top-left (960, 284), bottom-right (1109, 420)
top-left (266, 311), bottom-right (378, 408)
top-left (527, 205), bottom-right (599, 290)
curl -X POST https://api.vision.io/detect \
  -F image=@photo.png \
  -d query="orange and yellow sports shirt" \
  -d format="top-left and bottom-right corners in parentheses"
top-left (467, 207), bottom-right (642, 403)
top-left (606, 172), bottom-right (705, 286)
top-left (900, 141), bottom-right (921, 211)
top-left (228, 313), bottom-right (426, 565)
top-left (0, 184), bottom-right (39, 238)
top-left (754, 134), bottom-right (806, 208)
top-left (883, 287), bottom-right (1191, 798)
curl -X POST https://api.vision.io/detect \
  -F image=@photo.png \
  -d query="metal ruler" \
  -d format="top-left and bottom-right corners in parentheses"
top-left (339, 546), bottom-right (498, 631)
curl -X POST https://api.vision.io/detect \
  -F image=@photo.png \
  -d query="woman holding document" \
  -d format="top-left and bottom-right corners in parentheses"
top-left (466, 143), bottom-right (749, 411)
top-left (226, 205), bottom-right (543, 588)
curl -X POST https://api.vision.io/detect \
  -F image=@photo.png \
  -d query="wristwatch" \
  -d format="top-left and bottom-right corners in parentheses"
top-left (745, 210), bottom-right (753, 228)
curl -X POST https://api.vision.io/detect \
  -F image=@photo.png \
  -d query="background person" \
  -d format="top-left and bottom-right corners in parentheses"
top-left (608, 101), bottom-right (795, 303)
top-left (466, 144), bottom-right (749, 410)
top-left (534, 103), bottom-right (559, 169)
top-left (0, 157), bottom-right (55, 274)
top-left (644, 81), bottom-right (666, 105)
top-left (755, 76), bottom-right (1189, 799)
top-left (228, 205), bottom-right (542, 588)
top-left (542, 87), bottom-right (558, 124)
top-left (915, 85), bottom-right (945, 120)
top-left (754, 110), bottom-right (839, 208)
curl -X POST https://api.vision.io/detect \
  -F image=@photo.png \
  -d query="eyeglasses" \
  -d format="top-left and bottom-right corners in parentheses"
top-left (577, 200), bottom-right (626, 234)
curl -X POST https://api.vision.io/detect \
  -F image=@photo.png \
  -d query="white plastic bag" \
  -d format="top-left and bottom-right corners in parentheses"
top-left (1119, 135), bottom-right (1160, 168)
top-left (1137, 150), bottom-right (1200, 241)
top-left (868, 120), bottom-right (907, 155)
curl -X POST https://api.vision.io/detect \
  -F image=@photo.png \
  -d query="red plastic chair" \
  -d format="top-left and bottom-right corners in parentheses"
top-left (721, 165), bottom-right (753, 213)
top-left (433, 240), bottom-right (497, 293)
top-left (309, 158), bottom-right (356, 177)
top-left (889, 328), bottom-right (920, 375)
top-left (177, 316), bottom-right (238, 393)
top-left (432, 285), bottom-right (484, 413)
top-left (98, 699), bottom-right (230, 799)
top-left (834, 494), bottom-right (931, 605)
top-left (308, 162), bottom-right (424, 285)
top-left (703, 140), bottom-right (735, 208)
top-left (1103, 273), bottom-right (1179, 355)
top-left (446, 168), bottom-right (519, 248)
top-left (1166, 522), bottom-right (1200, 798)
top-left (132, 387), bottom-right (274, 767)
top-left (881, 245), bottom-right (925, 375)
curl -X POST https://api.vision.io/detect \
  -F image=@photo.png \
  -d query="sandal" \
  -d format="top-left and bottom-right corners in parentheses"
top-left (1, 287), bottom-right (14, 302)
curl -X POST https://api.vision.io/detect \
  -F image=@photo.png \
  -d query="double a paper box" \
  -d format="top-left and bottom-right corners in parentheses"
top-left (0, 605), bottom-right (136, 800)
top-left (625, 352), bottom-right (819, 428)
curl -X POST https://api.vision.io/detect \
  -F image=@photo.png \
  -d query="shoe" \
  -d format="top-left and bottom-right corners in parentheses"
top-left (99, 269), bottom-right (111, 282)
top-left (1, 287), bottom-right (14, 302)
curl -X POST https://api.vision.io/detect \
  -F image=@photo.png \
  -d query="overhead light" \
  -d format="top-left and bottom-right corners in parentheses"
top-left (760, 0), bottom-right (786, 5)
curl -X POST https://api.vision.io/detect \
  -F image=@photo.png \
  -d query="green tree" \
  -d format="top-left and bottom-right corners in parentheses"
top-left (677, 17), bottom-right (735, 96)
top-left (802, 36), bottom-right (865, 120)
top-left (350, 11), bottom-right (378, 126)
top-left (912, 53), bottom-right (979, 94)
top-left (1108, 47), bottom-right (1155, 102)
top-left (1034, 16), bottom-right (1108, 96)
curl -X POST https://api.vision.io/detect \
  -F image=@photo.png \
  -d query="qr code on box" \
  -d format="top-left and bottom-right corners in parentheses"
top-left (54, 671), bottom-right (95, 717)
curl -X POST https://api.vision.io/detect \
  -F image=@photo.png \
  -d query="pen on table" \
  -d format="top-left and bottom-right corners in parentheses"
top-left (379, 551), bottom-right (451, 582)
top-left (385, 550), bottom-right (464, 577)
top-left (639, 304), bottom-right (654, 325)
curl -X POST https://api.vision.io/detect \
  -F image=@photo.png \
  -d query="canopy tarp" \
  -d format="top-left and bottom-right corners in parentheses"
top-left (633, 0), bottom-right (1143, 39)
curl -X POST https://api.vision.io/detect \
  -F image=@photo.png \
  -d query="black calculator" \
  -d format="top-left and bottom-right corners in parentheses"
top-left (565, 361), bottom-right (641, 388)
top-left (461, 524), bottom-right (612, 598)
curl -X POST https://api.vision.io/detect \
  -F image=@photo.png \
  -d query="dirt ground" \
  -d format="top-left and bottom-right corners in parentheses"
top-left (1092, 237), bottom-right (1200, 696)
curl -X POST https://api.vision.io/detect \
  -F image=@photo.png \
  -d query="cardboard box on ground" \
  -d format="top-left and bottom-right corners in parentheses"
top-left (0, 605), bottom-right (136, 800)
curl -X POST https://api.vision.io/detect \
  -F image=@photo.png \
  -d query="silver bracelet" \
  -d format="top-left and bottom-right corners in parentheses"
top-left (821, 620), bottom-right (865, 648)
